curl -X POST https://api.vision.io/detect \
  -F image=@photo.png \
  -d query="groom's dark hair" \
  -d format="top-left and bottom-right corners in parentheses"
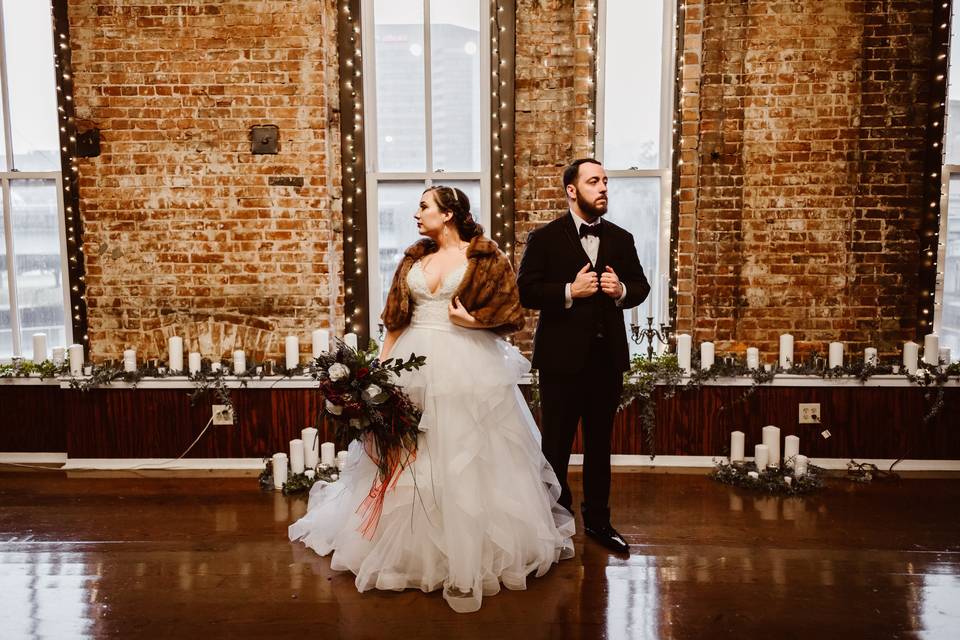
top-left (562, 158), bottom-right (603, 189)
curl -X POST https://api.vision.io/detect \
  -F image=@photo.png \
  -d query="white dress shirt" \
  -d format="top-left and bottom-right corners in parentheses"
top-left (564, 212), bottom-right (627, 308)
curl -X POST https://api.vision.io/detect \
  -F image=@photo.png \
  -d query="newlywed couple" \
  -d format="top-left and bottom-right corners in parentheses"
top-left (289, 158), bottom-right (651, 613)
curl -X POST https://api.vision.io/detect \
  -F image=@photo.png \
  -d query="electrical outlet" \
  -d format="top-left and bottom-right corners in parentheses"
top-left (799, 403), bottom-right (820, 424)
top-left (212, 404), bottom-right (234, 426)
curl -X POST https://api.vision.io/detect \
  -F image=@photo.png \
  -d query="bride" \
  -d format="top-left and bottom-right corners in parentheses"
top-left (289, 185), bottom-right (574, 613)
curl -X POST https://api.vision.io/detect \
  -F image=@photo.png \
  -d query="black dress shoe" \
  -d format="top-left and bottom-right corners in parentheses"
top-left (583, 522), bottom-right (630, 554)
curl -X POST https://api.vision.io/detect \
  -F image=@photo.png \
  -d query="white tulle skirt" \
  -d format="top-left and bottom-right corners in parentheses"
top-left (288, 321), bottom-right (575, 613)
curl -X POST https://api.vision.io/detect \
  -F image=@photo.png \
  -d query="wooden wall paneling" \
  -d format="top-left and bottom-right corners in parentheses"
top-left (0, 386), bottom-right (66, 452)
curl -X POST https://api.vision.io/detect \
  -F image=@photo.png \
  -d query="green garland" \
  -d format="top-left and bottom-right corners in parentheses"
top-left (0, 359), bottom-right (66, 379)
top-left (617, 352), bottom-right (960, 459)
top-left (712, 459), bottom-right (825, 495)
top-left (258, 458), bottom-right (341, 495)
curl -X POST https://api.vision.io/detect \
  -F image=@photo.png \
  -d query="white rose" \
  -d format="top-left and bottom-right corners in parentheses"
top-left (328, 363), bottom-right (350, 382)
top-left (325, 399), bottom-right (343, 415)
top-left (362, 384), bottom-right (387, 405)
top-left (330, 473), bottom-right (339, 481)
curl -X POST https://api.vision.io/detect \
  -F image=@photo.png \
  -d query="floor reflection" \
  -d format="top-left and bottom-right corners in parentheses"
top-left (1, 472), bottom-right (959, 638)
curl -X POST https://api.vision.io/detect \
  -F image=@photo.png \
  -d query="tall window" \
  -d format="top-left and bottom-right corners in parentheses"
top-left (0, 2), bottom-right (70, 360)
top-left (596, 0), bottom-right (675, 355)
top-left (362, 0), bottom-right (489, 337)
top-left (941, 6), bottom-right (960, 353)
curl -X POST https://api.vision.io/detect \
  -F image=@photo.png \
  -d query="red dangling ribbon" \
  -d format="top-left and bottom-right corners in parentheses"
top-left (355, 442), bottom-right (415, 540)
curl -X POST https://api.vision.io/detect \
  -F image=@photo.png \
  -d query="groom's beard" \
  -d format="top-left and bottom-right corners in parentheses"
top-left (575, 189), bottom-right (608, 219)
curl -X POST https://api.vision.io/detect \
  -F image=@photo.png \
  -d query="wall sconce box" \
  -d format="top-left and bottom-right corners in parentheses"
top-left (250, 125), bottom-right (279, 154)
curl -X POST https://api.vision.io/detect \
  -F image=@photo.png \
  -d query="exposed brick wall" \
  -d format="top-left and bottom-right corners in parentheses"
top-left (678, 0), bottom-right (931, 359)
top-left (69, 0), bottom-right (343, 362)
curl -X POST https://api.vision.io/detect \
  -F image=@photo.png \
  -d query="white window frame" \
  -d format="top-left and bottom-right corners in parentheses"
top-left (937, 166), bottom-right (955, 334)
top-left (0, 4), bottom-right (72, 360)
top-left (595, 0), bottom-right (677, 334)
top-left (361, 0), bottom-right (491, 339)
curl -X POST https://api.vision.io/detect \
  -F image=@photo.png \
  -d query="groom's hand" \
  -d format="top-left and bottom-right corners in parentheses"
top-left (570, 263), bottom-right (599, 298)
top-left (600, 266), bottom-right (624, 299)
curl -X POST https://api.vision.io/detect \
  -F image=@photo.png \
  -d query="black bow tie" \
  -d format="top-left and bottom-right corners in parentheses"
top-left (579, 223), bottom-right (601, 239)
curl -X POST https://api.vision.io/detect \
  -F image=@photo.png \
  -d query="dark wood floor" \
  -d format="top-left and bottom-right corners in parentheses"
top-left (1, 469), bottom-right (958, 639)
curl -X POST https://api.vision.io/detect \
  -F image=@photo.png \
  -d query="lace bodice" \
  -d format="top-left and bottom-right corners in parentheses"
top-left (406, 261), bottom-right (468, 327)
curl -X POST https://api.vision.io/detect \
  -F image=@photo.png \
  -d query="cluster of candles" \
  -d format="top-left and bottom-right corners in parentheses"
top-left (270, 426), bottom-right (350, 490)
top-left (25, 329), bottom-right (359, 377)
top-left (674, 333), bottom-right (953, 375)
top-left (729, 426), bottom-right (809, 478)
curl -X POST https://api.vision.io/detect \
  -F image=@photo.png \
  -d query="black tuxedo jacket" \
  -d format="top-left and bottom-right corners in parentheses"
top-left (517, 214), bottom-right (650, 374)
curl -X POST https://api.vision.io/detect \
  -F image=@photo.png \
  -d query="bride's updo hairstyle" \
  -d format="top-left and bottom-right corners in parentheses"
top-left (426, 186), bottom-right (484, 241)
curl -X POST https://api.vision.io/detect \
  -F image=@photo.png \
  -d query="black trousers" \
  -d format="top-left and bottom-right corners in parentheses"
top-left (538, 336), bottom-right (624, 526)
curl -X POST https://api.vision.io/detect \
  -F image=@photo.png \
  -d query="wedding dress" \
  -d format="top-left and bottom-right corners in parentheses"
top-left (289, 260), bottom-right (574, 613)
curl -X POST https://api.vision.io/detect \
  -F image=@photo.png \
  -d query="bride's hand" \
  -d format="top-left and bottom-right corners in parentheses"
top-left (448, 297), bottom-right (478, 328)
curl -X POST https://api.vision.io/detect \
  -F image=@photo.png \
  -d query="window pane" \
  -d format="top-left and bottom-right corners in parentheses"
top-left (11, 179), bottom-right (66, 356)
top-left (0, 202), bottom-right (11, 358)
top-left (602, 0), bottom-right (664, 170)
top-left (604, 177), bottom-right (664, 356)
top-left (430, 1), bottom-right (481, 172)
top-left (374, 0), bottom-right (427, 173)
top-left (2, 1), bottom-right (60, 171)
top-left (942, 177), bottom-right (960, 353)
top-left (436, 179), bottom-right (482, 232)
top-left (376, 182), bottom-right (428, 312)
top-left (947, 5), bottom-right (960, 163)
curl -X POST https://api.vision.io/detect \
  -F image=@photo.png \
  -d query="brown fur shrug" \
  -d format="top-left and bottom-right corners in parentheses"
top-left (381, 236), bottom-right (525, 336)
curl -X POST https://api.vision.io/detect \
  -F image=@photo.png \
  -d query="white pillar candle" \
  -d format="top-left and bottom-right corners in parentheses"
top-left (676, 334), bottom-right (692, 374)
top-left (754, 444), bottom-right (769, 471)
top-left (746, 347), bottom-right (760, 370)
top-left (700, 342), bottom-right (715, 370)
top-left (289, 439), bottom-right (305, 474)
top-left (312, 329), bottom-right (330, 358)
top-left (343, 332), bottom-right (358, 350)
top-left (123, 349), bottom-right (137, 372)
top-left (659, 274), bottom-right (670, 325)
top-left (923, 333), bottom-right (939, 366)
top-left (337, 450), bottom-right (349, 470)
top-left (52, 346), bottom-right (65, 367)
top-left (67, 344), bottom-right (83, 376)
top-left (779, 334), bottom-right (794, 369)
top-left (730, 430), bottom-right (745, 462)
top-left (285, 335), bottom-right (300, 370)
top-left (32, 333), bottom-right (47, 363)
top-left (168, 336), bottom-right (184, 372)
top-left (794, 454), bottom-right (809, 477)
top-left (188, 352), bottom-right (202, 375)
top-left (783, 435), bottom-right (800, 468)
top-left (272, 453), bottom-right (288, 490)
top-left (301, 427), bottom-right (319, 469)
top-left (938, 347), bottom-right (951, 366)
top-left (903, 341), bottom-right (919, 374)
top-left (232, 349), bottom-right (246, 375)
top-left (828, 342), bottom-right (844, 369)
top-left (762, 425), bottom-right (781, 467)
top-left (864, 347), bottom-right (878, 366)
top-left (320, 441), bottom-right (336, 467)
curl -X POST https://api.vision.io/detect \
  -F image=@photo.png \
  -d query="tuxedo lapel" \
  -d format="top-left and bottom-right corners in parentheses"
top-left (561, 214), bottom-right (594, 267)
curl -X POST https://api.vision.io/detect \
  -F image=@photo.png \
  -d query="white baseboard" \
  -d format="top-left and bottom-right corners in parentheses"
top-left (5, 453), bottom-right (960, 472)
top-left (60, 458), bottom-right (265, 471)
top-left (0, 452), bottom-right (67, 464)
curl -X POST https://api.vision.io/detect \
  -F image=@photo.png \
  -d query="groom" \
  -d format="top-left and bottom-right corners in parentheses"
top-left (517, 158), bottom-right (650, 554)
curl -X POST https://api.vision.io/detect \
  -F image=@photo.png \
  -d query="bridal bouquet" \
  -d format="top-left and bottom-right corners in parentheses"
top-left (311, 339), bottom-right (425, 479)
top-left (312, 339), bottom-right (425, 538)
